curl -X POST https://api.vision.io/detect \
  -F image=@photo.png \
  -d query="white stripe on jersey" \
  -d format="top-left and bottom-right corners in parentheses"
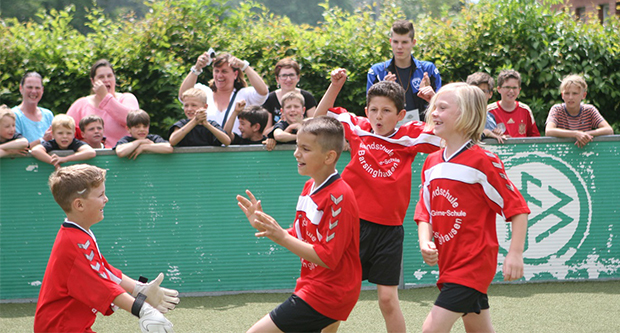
top-left (422, 162), bottom-right (505, 223)
top-left (328, 110), bottom-right (441, 148)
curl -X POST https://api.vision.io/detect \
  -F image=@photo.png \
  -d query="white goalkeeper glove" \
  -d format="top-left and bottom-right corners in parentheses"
top-left (137, 300), bottom-right (174, 333)
top-left (132, 273), bottom-right (180, 313)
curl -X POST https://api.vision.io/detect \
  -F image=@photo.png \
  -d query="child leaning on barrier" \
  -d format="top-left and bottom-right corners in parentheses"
top-left (79, 114), bottom-right (108, 149)
top-left (545, 74), bottom-right (613, 148)
top-left (30, 114), bottom-right (96, 169)
top-left (114, 110), bottom-right (173, 159)
top-left (0, 105), bottom-right (29, 158)
top-left (487, 69), bottom-right (540, 138)
top-left (223, 100), bottom-right (271, 147)
top-left (168, 88), bottom-right (231, 147)
top-left (34, 164), bottom-right (179, 333)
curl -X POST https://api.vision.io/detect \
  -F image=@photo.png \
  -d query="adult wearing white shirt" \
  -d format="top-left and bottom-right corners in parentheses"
top-left (178, 52), bottom-right (268, 136)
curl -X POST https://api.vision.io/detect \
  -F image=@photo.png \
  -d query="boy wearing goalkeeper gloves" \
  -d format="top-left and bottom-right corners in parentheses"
top-left (34, 164), bottom-right (179, 333)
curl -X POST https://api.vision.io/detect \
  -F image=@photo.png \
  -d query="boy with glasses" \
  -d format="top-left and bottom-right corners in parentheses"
top-left (487, 69), bottom-right (540, 138)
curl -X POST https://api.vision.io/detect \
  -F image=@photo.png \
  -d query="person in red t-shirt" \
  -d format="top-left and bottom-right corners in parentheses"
top-left (34, 164), bottom-right (178, 333)
top-left (237, 117), bottom-right (361, 332)
top-left (415, 83), bottom-right (530, 332)
top-left (487, 69), bottom-right (540, 138)
top-left (315, 68), bottom-right (441, 332)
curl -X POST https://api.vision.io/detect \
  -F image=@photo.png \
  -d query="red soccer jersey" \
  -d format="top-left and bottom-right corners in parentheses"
top-left (34, 221), bottom-right (127, 333)
top-left (289, 173), bottom-right (361, 321)
top-left (414, 143), bottom-right (530, 293)
top-left (327, 107), bottom-right (441, 226)
top-left (487, 101), bottom-right (540, 137)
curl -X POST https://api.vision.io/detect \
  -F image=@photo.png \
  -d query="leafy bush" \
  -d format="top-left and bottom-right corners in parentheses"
top-left (1, 0), bottom-right (618, 136)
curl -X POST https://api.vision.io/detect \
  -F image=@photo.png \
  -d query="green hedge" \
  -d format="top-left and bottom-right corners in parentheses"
top-left (1, 0), bottom-right (618, 136)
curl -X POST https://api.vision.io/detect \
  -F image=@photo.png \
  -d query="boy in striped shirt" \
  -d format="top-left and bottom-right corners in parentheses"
top-left (545, 74), bottom-right (613, 148)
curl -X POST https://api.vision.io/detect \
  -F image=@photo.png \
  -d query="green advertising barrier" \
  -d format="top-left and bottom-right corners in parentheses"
top-left (1, 137), bottom-right (619, 301)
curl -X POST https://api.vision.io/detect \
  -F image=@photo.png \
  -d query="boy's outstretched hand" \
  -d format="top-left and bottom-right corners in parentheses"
top-left (236, 190), bottom-right (266, 231)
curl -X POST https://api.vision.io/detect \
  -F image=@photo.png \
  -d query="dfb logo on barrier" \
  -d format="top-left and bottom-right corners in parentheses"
top-left (496, 152), bottom-right (592, 280)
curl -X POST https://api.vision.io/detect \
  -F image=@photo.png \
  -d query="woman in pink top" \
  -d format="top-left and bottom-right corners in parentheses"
top-left (67, 59), bottom-right (139, 147)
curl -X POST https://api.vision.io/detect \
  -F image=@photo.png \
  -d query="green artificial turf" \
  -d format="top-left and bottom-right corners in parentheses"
top-left (1, 280), bottom-right (618, 332)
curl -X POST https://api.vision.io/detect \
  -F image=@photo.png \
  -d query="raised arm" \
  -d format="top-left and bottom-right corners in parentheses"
top-left (179, 52), bottom-right (210, 100)
top-left (314, 68), bottom-right (348, 117)
top-left (229, 57), bottom-right (268, 96)
top-left (224, 100), bottom-right (246, 141)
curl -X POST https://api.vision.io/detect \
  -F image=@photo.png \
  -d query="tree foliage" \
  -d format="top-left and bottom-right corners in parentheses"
top-left (1, 0), bottom-right (618, 136)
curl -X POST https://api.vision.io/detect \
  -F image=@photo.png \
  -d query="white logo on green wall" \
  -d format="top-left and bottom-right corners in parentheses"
top-left (496, 152), bottom-right (592, 280)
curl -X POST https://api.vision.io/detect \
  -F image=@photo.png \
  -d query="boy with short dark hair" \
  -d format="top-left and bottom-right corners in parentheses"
top-left (545, 74), bottom-right (613, 148)
top-left (223, 100), bottom-right (269, 145)
top-left (114, 110), bottom-right (173, 159)
top-left (315, 68), bottom-right (442, 332)
top-left (487, 69), bottom-right (540, 137)
top-left (168, 88), bottom-right (232, 147)
top-left (466, 72), bottom-right (506, 143)
top-left (34, 164), bottom-right (178, 333)
top-left (0, 105), bottom-right (29, 158)
top-left (79, 114), bottom-right (107, 149)
top-left (237, 116), bottom-right (361, 332)
top-left (30, 114), bottom-right (96, 169)
top-left (270, 91), bottom-right (306, 144)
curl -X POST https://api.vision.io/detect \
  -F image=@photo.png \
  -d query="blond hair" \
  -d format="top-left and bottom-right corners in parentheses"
top-left (51, 114), bottom-right (75, 132)
top-left (182, 88), bottom-right (207, 105)
top-left (560, 74), bottom-right (587, 93)
top-left (425, 82), bottom-right (487, 143)
top-left (281, 91), bottom-right (305, 108)
top-left (49, 164), bottom-right (107, 212)
top-left (0, 105), bottom-right (16, 121)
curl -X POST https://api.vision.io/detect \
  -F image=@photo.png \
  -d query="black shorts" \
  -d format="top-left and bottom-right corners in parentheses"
top-left (269, 294), bottom-right (337, 332)
top-left (435, 283), bottom-right (490, 315)
top-left (359, 219), bottom-right (404, 286)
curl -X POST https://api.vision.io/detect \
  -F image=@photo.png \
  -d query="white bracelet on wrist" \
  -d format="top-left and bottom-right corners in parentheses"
top-left (241, 60), bottom-right (250, 71)
top-left (190, 66), bottom-right (203, 76)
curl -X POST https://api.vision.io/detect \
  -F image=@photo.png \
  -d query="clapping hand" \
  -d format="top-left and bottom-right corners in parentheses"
top-left (417, 72), bottom-right (435, 102)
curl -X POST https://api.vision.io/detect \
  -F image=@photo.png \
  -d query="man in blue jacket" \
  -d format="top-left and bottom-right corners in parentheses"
top-left (367, 20), bottom-right (442, 124)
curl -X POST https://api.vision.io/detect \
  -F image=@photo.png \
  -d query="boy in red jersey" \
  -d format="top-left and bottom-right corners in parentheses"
top-left (487, 69), bottom-right (540, 138)
top-left (315, 69), bottom-right (441, 332)
top-left (237, 117), bottom-right (361, 332)
top-left (35, 164), bottom-right (178, 333)
top-left (545, 74), bottom-right (613, 148)
top-left (415, 83), bottom-right (529, 332)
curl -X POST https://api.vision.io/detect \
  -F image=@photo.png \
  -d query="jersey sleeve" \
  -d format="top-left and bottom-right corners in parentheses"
top-left (482, 152), bottom-right (530, 221)
top-left (65, 241), bottom-right (126, 315)
top-left (414, 156), bottom-right (432, 224)
top-left (403, 122), bottom-right (442, 154)
top-left (312, 192), bottom-right (356, 270)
